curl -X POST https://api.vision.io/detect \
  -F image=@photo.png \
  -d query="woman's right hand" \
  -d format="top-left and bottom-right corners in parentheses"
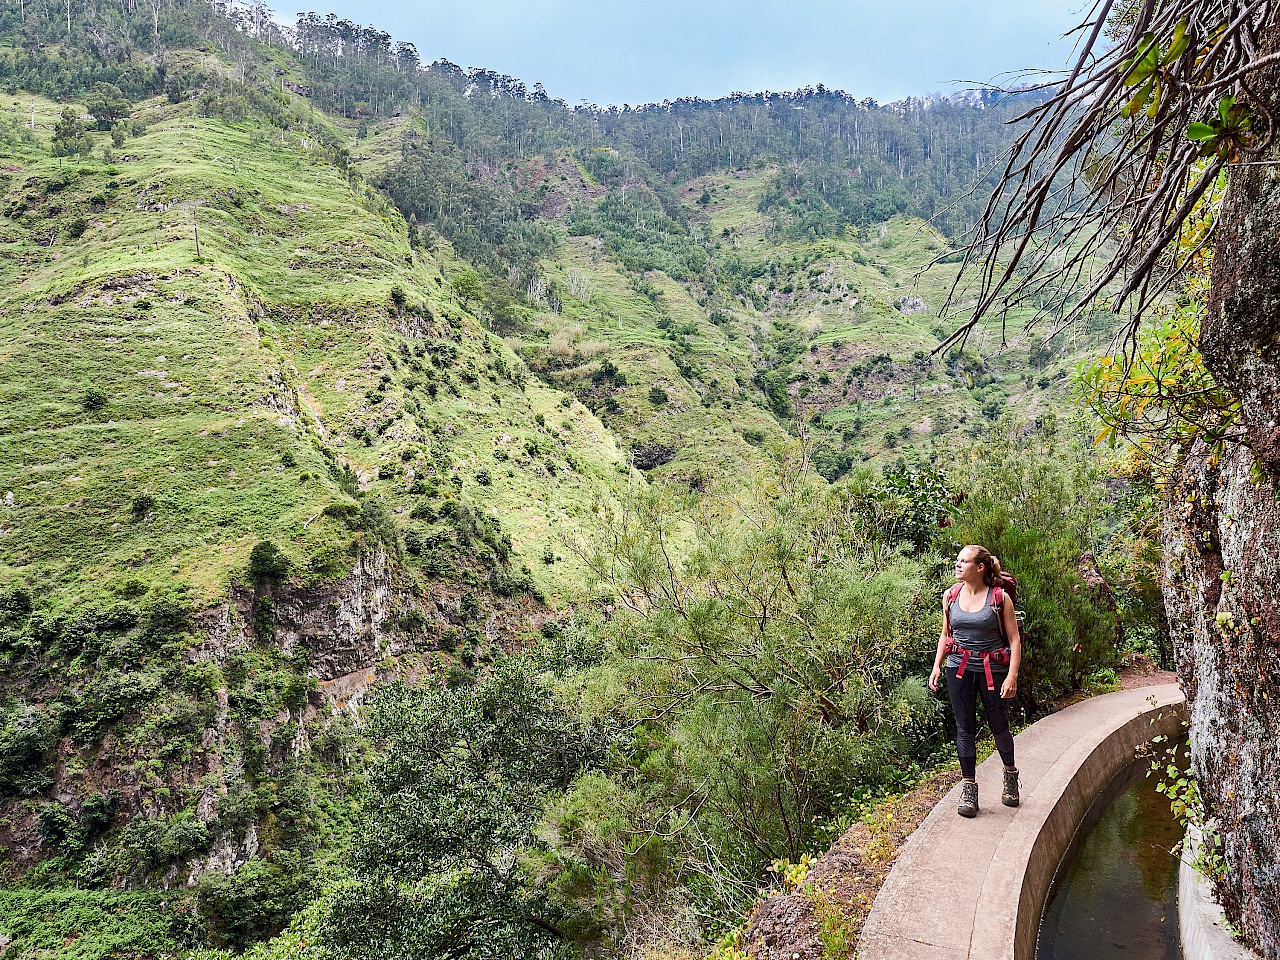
top-left (928, 665), bottom-right (942, 692)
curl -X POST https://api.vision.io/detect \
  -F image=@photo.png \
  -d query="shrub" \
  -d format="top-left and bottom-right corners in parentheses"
top-left (254, 595), bottom-right (275, 643)
top-left (38, 802), bottom-right (81, 850)
top-left (131, 494), bottom-right (155, 520)
top-left (0, 703), bottom-right (54, 796)
top-left (648, 386), bottom-right (669, 406)
top-left (146, 596), bottom-right (189, 639)
top-left (81, 387), bottom-right (108, 412)
top-left (66, 216), bottom-right (89, 240)
top-left (0, 586), bottom-right (32, 623)
top-left (358, 498), bottom-right (401, 557)
top-left (79, 790), bottom-right (119, 837)
top-left (198, 858), bottom-right (310, 950)
top-left (322, 501), bottom-right (360, 524)
top-left (118, 812), bottom-right (210, 876)
top-left (308, 541), bottom-right (353, 578)
top-left (248, 541), bottom-right (289, 585)
top-left (474, 469), bottom-right (491, 486)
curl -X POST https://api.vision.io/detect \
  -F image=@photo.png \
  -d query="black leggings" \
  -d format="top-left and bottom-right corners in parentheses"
top-left (946, 668), bottom-right (1015, 780)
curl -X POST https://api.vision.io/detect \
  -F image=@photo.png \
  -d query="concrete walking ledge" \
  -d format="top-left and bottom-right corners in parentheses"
top-left (856, 683), bottom-right (1186, 960)
top-left (1180, 824), bottom-right (1263, 960)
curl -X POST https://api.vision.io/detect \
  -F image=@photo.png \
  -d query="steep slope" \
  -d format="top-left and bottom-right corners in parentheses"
top-left (0, 86), bottom-right (634, 916)
top-left (0, 6), bottom-right (1120, 953)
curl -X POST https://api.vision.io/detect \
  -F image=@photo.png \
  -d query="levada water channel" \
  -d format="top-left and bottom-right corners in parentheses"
top-left (1037, 741), bottom-right (1188, 960)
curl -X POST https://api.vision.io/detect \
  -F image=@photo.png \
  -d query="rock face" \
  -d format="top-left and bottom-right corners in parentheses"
top-left (2, 546), bottom-right (542, 882)
top-left (743, 892), bottom-right (823, 960)
top-left (1163, 443), bottom-right (1280, 953)
top-left (1163, 26), bottom-right (1280, 954)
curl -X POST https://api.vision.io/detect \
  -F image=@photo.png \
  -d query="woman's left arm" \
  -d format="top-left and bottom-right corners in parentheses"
top-left (1001, 597), bottom-right (1021, 700)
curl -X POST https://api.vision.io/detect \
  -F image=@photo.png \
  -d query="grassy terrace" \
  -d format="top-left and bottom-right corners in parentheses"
top-left (0, 89), bottom-right (627, 611)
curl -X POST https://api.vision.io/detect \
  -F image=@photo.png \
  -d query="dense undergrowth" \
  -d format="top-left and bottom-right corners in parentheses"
top-left (92, 421), bottom-right (1138, 960)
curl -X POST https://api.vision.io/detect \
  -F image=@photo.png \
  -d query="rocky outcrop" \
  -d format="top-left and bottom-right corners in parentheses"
top-left (1164, 24), bottom-right (1280, 956)
top-left (0, 546), bottom-right (543, 883)
top-left (1164, 441), bottom-right (1280, 956)
top-left (744, 894), bottom-right (823, 960)
top-left (195, 548), bottom-right (538, 690)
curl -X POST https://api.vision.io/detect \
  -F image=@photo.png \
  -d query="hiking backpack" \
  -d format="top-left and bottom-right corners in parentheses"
top-left (943, 573), bottom-right (1026, 690)
top-left (943, 572), bottom-right (1023, 645)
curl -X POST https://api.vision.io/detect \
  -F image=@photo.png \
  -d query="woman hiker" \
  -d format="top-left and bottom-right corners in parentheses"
top-left (928, 544), bottom-right (1021, 817)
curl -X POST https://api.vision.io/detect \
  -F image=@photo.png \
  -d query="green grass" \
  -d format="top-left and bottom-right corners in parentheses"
top-left (0, 888), bottom-right (188, 960)
top-left (0, 86), bottom-right (632, 611)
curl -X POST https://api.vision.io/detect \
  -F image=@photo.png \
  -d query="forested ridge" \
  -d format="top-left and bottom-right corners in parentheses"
top-left (0, 0), bottom-right (1176, 958)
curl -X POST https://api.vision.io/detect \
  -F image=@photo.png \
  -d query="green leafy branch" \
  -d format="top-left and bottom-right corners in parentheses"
top-left (1187, 94), bottom-right (1258, 161)
top-left (1119, 18), bottom-right (1191, 120)
top-left (1073, 264), bottom-right (1244, 464)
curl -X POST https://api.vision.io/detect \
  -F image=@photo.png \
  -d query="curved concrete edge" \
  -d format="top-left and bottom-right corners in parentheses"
top-left (988, 686), bottom-right (1186, 960)
top-left (856, 684), bottom-right (1186, 960)
top-left (1180, 824), bottom-right (1262, 960)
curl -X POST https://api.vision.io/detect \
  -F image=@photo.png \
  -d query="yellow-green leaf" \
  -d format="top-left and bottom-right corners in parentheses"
top-left (1122, 77), bottom-right (1154, 119)
top-left (1163, 18), bottom-right (1190, 63)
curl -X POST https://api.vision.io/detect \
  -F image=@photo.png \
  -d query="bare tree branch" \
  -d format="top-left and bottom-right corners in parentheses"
top-left (942, 0), bottom-right (1278, 351)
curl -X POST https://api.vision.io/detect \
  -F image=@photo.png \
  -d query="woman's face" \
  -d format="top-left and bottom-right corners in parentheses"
top-left (955, 549), bottom-right (983, 582)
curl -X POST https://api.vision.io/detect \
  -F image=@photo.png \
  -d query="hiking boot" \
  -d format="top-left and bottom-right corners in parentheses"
top-left (1002, 767), bottom-right (1021, 807)
top-left (958, 779), bottom-right (979, 818)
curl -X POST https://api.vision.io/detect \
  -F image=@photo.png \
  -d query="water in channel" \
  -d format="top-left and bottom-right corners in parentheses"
top-left (1036, 756), bottom-right (1185, 960)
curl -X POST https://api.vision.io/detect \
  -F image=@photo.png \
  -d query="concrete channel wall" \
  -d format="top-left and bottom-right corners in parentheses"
top-left (1180, 824), bottom-right (1263, 960)
top-left (856, 684), bottom-right (1186, 960)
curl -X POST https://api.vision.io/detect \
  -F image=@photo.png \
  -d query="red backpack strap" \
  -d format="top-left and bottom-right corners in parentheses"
top-left (944, 584), bottom-right (963, 639)
top-left (990, 584), bottom-right (1007, 643)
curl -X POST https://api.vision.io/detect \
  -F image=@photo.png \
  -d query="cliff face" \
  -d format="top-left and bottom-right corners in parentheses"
top-left (1164, 27), bottom-right (1280, 954)
top-left (3, 547), bottom-right (542, 883)
top-left (1163, 443), bottom-right (1280, 954)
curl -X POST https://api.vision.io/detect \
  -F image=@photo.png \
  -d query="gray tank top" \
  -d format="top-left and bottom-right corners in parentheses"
top-left (946, 588), bottom-right (1006, 673)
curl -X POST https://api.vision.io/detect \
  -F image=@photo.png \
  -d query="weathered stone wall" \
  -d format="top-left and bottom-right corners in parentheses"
top-left (1164, 442), bottom-right (1280, 957)
top-left (1166, 22), bottom-right (1280, 956)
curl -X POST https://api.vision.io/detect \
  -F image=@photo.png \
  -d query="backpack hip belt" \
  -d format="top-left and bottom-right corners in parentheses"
top-left (943, 637), bottom-right (1011, 691)
top-left (943, 579), bottom-right (1018, 693)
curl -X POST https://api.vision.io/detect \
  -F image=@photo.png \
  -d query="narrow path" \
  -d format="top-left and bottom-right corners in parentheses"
top-left (855, 684), bottom-right (1185, 960)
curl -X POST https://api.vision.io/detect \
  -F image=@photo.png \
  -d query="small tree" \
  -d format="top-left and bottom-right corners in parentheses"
top-left (451, 269), bottom-right (482, 305)
top-left (51, 108), bottom-right (92, 159)
top-left (84, 82), bottom-right (130, 130)
top-left (80, 386), bottom-right (108, 411)
top-left (323, 661), bottom-right (616, 957)
top-left (247, 540), bottom-right (289, 584)
top-left (164, 74), bottom-right (184, 104)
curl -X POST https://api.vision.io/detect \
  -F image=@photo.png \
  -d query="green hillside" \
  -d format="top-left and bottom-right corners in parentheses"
top-left (0, 3), bottom-right (1137, 958)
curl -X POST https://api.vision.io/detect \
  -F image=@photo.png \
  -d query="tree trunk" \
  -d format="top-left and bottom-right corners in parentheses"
top-left (1164, 22), bottom-right (1280, 959)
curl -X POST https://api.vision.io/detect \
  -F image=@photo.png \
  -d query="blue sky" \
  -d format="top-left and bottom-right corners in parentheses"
top-left (278, 0), bottom-right (1090, 106)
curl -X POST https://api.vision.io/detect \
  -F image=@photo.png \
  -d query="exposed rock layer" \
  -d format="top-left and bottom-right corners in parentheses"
top-left (1163, 22), bottom-right (1280, 955)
